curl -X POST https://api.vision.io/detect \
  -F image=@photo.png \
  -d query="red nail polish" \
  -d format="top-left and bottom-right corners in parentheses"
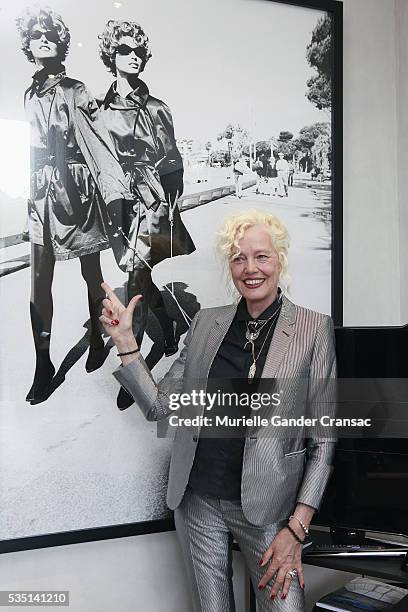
top-left (114, 319), bottom-right (120, 325)
top-left (270, 594), bottom-right (275, 600)
top-left (258, 559), bottom-right (263, 566)
top-left (258, 585), bottom-right (265, 591)
top-left (301, 583), bottom-right (305, 589)
top-left (281, 593), bottom-right (286, 600)
top-left (108, 310), bottom-right (112, 315)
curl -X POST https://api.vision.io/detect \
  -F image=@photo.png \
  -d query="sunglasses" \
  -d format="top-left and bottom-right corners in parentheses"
top-left (115, 44), bottom-right (146, 60)
top-left (30, 29), bottom-right (60, 44)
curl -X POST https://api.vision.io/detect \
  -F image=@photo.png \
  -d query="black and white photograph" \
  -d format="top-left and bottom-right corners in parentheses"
top-left (0, 0), bottom-right (340, 544)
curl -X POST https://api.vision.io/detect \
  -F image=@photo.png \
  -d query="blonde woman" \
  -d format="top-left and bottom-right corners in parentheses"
top-left (100, 209), bottom-right (336, 611)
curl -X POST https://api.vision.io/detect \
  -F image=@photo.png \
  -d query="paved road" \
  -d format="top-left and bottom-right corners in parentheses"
top-left (162, 183), bottom-right (331, 315)
top-left (0, 183), bottom-right (330, 539)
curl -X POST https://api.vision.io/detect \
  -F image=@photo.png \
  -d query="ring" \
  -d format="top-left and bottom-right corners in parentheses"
top-left (287, 569), bottom-right (297, 579)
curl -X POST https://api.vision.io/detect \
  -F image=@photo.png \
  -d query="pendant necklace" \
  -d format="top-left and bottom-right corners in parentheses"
top-left (245, 306), bottom-right (281, 383)
top-left (244, 312), bottom-right (278, 347)
top-left (244, 292), bottom-right (283, 348)
top-left (247, 321), bottom-right (274, 383)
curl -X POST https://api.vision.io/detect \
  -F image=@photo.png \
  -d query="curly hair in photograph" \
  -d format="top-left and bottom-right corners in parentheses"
top-left (16, 6), bottom-right (71, 63)
top-left (99, 20), bottom-right (152, 76)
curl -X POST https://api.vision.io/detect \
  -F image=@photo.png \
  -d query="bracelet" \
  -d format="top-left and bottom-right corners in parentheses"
top-left (117, 348), bottom-right (139, 357)
top-left (289, 514), bottom-right (309, 536)
top-left (285, 524), bottom-right (305, 544)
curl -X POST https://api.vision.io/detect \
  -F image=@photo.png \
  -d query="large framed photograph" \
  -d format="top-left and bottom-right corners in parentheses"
top-left (0, 0), bottom-right (342, 552)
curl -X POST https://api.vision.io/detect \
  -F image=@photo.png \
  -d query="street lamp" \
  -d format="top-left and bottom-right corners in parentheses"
top-left (228, 140), bottom-right (233, 167)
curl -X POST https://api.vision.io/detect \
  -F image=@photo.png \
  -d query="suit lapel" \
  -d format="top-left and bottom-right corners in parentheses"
top-left (200, 297), bottom-right (297, 379)
top-left (261, 295), bottom-right (296, 378)
top-left (200, 305), bottom-right (238, 378)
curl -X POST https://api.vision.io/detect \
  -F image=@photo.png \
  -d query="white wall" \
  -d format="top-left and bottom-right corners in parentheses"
top-left (0, 533), bottom-right (203, 612)
top-left (396, 0), bottom-right (408, 323)
top-left (342, 0), bottom-right (401, 325)
top-left (0, 531), bottom-right (357, 612)
top-left (1, 1), bottom-right (406, 611)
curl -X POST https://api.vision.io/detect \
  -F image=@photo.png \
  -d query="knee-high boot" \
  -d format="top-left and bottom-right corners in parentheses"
top-left (117, 267), bottom-right (151, 410)
top-left (26, 303), bottom-right (55, 404)
top-left (85, 292), bottom-right (108, 372)
top-left (79, 253), bottom-right (108, 373)
top-left (27, 245), bottom-right (56, 404)
top-left (149, 281), bottom-right (179, 356)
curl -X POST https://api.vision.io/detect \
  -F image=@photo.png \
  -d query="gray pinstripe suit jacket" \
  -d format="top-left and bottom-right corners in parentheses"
top-left (114, 295), bottom-right (337, 526)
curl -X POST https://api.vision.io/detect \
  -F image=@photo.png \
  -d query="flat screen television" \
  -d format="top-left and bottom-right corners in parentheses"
top-left (314, 324), bottom-right (408, 540)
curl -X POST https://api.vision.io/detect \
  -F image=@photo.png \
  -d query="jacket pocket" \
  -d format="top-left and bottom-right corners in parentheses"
top-left (284, 447), bottom-right (307, 457)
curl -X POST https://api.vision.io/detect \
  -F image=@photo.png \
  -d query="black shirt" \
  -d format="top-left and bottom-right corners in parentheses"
top-left (188, 292), bottom-right (282, 499)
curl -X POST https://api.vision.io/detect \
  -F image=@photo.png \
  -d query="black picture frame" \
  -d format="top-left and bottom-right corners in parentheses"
top-left (272, 0), bottom-right (344, 327)
top-left (0, 0), bottom-right (343, 555)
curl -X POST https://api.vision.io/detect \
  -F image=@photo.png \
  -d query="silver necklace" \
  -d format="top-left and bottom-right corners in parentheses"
top-left (246, 308), bottom-right (281, 383)
top-left (244, 293), bottom-right (283, 347)
top-left (244, 307), bottom-right (281, 349)
top-left (247, 321), bottom-right (274, 382)
top-left (245, 316), bottom-right (275, 345)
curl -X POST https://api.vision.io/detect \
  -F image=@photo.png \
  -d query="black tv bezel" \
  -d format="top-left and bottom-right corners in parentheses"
top-left (314, 436), bottom-right (408, 541)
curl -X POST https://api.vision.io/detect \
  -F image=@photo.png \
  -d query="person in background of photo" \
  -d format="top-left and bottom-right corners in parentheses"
top-left (276, 152), bottom-right (290, 197)
top-left (299, 153), bottom-right (311, 174)
top-left (16, 7), bottom-right (131, 404)
top-left (254, 153), bottom-right (272, 196)
top-left (98, 19), bottom-right (196, 409)
top-left (233, 153), bottom-right (248, 198)
top-left (253, 158), bottom-right (264, 195)
top-left (268, 155), bottom-right (279, 197)
top-left (288, 159), bottom-right (295, 186)
top-left (99, 209), bottom-right (337, 612)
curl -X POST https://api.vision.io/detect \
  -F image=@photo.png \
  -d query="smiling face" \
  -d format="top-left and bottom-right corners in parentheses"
top-left (114, 36), bottom-right (145, 77)
top-left (29, 24), bottom-right (59, 61)
top-left (229, 225), bottom-right (282, 315)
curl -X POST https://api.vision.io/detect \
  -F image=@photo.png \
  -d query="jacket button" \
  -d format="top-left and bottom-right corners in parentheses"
top-left (192, 435), bottom-right (198, 442)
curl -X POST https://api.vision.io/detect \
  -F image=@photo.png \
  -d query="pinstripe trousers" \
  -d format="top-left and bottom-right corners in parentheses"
top-left (174, 486), bottom-right (306, 612)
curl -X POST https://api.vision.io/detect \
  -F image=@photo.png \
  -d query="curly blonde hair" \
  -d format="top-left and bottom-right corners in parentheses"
top-left (216, 209), bottom-right (290, 292)
top-left (99, 20), bottom-right (152, 76)
top-left (16, 7), bottom-right (70, 63)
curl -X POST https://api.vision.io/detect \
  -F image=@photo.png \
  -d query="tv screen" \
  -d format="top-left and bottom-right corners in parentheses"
top-left (314, 325), bottom-right (408, 538)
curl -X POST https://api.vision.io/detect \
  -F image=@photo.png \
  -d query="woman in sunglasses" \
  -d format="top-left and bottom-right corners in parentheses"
top-left (16, 7), bottom-right (130, 403)
top-left (99, 20), bottom-right (196, 409)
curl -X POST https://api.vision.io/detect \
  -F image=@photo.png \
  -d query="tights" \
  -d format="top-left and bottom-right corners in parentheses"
top-left (30, 244), bottom-right (105, 355)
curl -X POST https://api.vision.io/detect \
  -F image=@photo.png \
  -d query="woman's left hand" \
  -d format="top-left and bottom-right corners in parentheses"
top-left (258, 527), bottom-right (304, 600)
